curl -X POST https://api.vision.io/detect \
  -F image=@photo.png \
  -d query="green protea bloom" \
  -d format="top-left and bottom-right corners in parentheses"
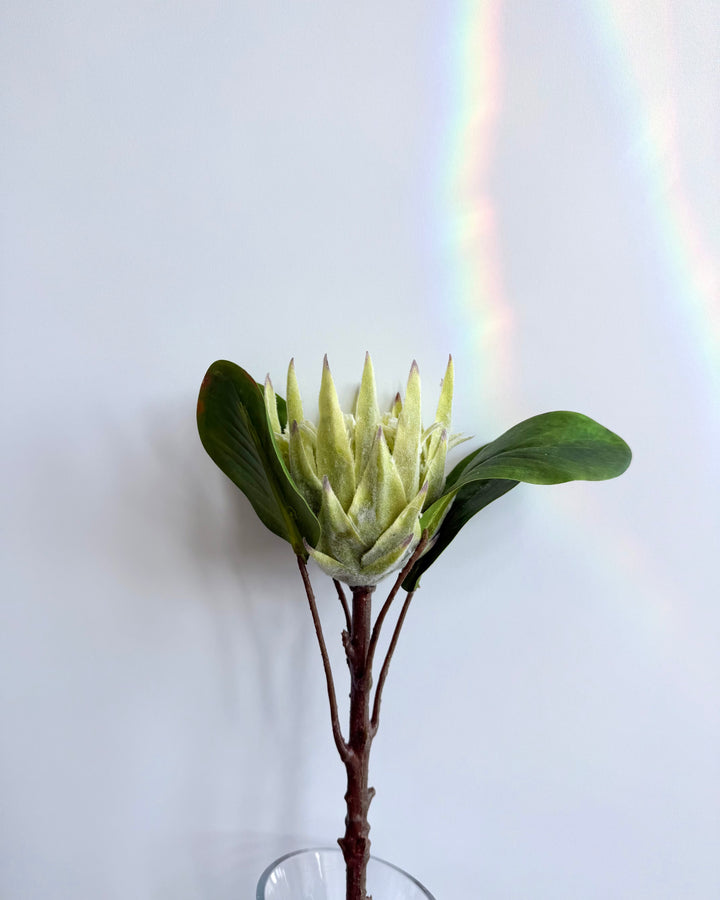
top-left (263, 353), bottom-right (458, 586)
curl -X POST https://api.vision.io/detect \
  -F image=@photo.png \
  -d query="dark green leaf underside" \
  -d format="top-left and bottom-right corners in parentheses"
top-left (198, 360), bottom-right (319, 554)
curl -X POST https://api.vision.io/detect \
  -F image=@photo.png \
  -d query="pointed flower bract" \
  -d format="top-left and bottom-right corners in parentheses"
top-left (269, 355), bottom-right (457, 586)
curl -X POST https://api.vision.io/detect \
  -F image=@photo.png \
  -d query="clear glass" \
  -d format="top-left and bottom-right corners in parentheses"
top-left (257, 847), bottom-right (436, 900)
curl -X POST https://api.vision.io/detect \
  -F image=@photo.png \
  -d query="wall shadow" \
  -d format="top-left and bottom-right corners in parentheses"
top-left (97, 393), bottom-right (334, 837)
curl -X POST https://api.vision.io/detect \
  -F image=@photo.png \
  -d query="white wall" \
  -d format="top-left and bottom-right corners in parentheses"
top-left (2, 2), bottom-right (718, 898)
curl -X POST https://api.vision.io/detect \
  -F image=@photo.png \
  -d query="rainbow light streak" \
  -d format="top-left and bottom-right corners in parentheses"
top-left (442, 0), bottom-right (517, 425)
top-left (591, 0), bottom-right (720, 402)
top-left (532, 2), bottom-right (719, 664)
top-left (441, 4), bottom-right (714, 659)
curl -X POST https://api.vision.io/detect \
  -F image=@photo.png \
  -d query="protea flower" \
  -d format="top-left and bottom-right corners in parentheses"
top-left (263, 354), bottom-right (458, 586)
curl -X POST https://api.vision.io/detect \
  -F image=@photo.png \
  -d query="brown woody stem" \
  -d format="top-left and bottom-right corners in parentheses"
top-left (300, 534), bottom-right (429, 900)
top-left (371, 589), bottom-right (415, 734)
top-left (297, 556), bottom-right (350, 763)
top-left (338, 585), bottom-right (375, 900)
top-left (334, 578), bottom-right (352, 633)
top-left (366, 534), bottom-right (428, 685)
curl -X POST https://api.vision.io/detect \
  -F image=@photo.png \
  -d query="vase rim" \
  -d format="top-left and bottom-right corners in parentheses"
top-left (256, 846), bottom-right (436, 900)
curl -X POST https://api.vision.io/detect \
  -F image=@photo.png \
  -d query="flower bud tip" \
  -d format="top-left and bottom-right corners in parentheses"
top-left (323, 354), bottom-right (329, 369)
top-left (322, 474), bottom-right (331, 491)
top-left (290, 419), bottom-right (299, 434)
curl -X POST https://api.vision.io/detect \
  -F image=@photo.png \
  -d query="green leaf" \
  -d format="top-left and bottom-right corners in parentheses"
top-left (403, 411), bottom-right (630, 591)
top-left (443, 442), bottom-right (487, 490)
top-left (450, 411), bottom-right (631, 488)
top-left (403, 478), bottom-right (518, 591)
top-left (198, 360), bottom-right (320, 555)
top-left (417, 490), bottom-right (455, 541)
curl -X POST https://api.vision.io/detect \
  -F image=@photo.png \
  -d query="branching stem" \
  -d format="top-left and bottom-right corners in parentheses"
top-left (370, 589), bottom-right (415, 734)
top-left (366, 533), bottom-right (428, 681)
top-left (299, 531), bottom-right (429, 900)
top-left (297, 555), bottom-right (351, 763)
top-left (334, 578), bottom-right (352, 633)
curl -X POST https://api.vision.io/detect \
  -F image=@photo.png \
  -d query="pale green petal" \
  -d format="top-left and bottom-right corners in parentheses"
top-left (316, 356), bottom-right (356, 510)
top-left (435, 355), bottom-right (454, 429)
top-left (274, 432), bottom-right (289, 466)
top-left (360, 533), bottom-right (417, 584)
top-left (264, 375), bottom-right (282, 436)
top-left (361, 481), bottom-right (427, 568)
top-left (390, 391), bottom-right (402, 419)
top-left (380, 411), bottom-right (399, 453)
top-left (343, 413), bottom-right (356, 446)
top-left (353, 352), bottom-right (380, 482)
top-left (348, 427), bottom-right (407, 542)
top-left (299, 419), bottom-right (318, 456)
top-left (288, 420), bottom-right (323, 511)
top-left (419, 423), bottom-right (440, 475)
top-left (425, 428), bottom-right (448, 506)
top-left (448, 431), bottom-right (472, 450)
top-left (428, 355), bottom-right (453, 458)
top-left (393, 360), bottom-right (422, 499)
top-left (305, 542), bottom-right (358, 584)
top-left (317, 476), bottom-right (364, 566)
top-left (421, 422), bottom-right (442, 445)
top-left (286, 358), bottom-right (304, 428)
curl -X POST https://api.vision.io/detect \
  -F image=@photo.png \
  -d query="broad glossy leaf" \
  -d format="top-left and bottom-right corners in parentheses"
top-left (443, 443), bottom-right (487, 490)
top-left (198, 361), bottom-right (319, 554)
top-left (450, 411), bottom-right (631, 488)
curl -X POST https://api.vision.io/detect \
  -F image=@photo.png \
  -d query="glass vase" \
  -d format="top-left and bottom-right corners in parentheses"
top-left (256, 847), bottom-right (436, 900)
